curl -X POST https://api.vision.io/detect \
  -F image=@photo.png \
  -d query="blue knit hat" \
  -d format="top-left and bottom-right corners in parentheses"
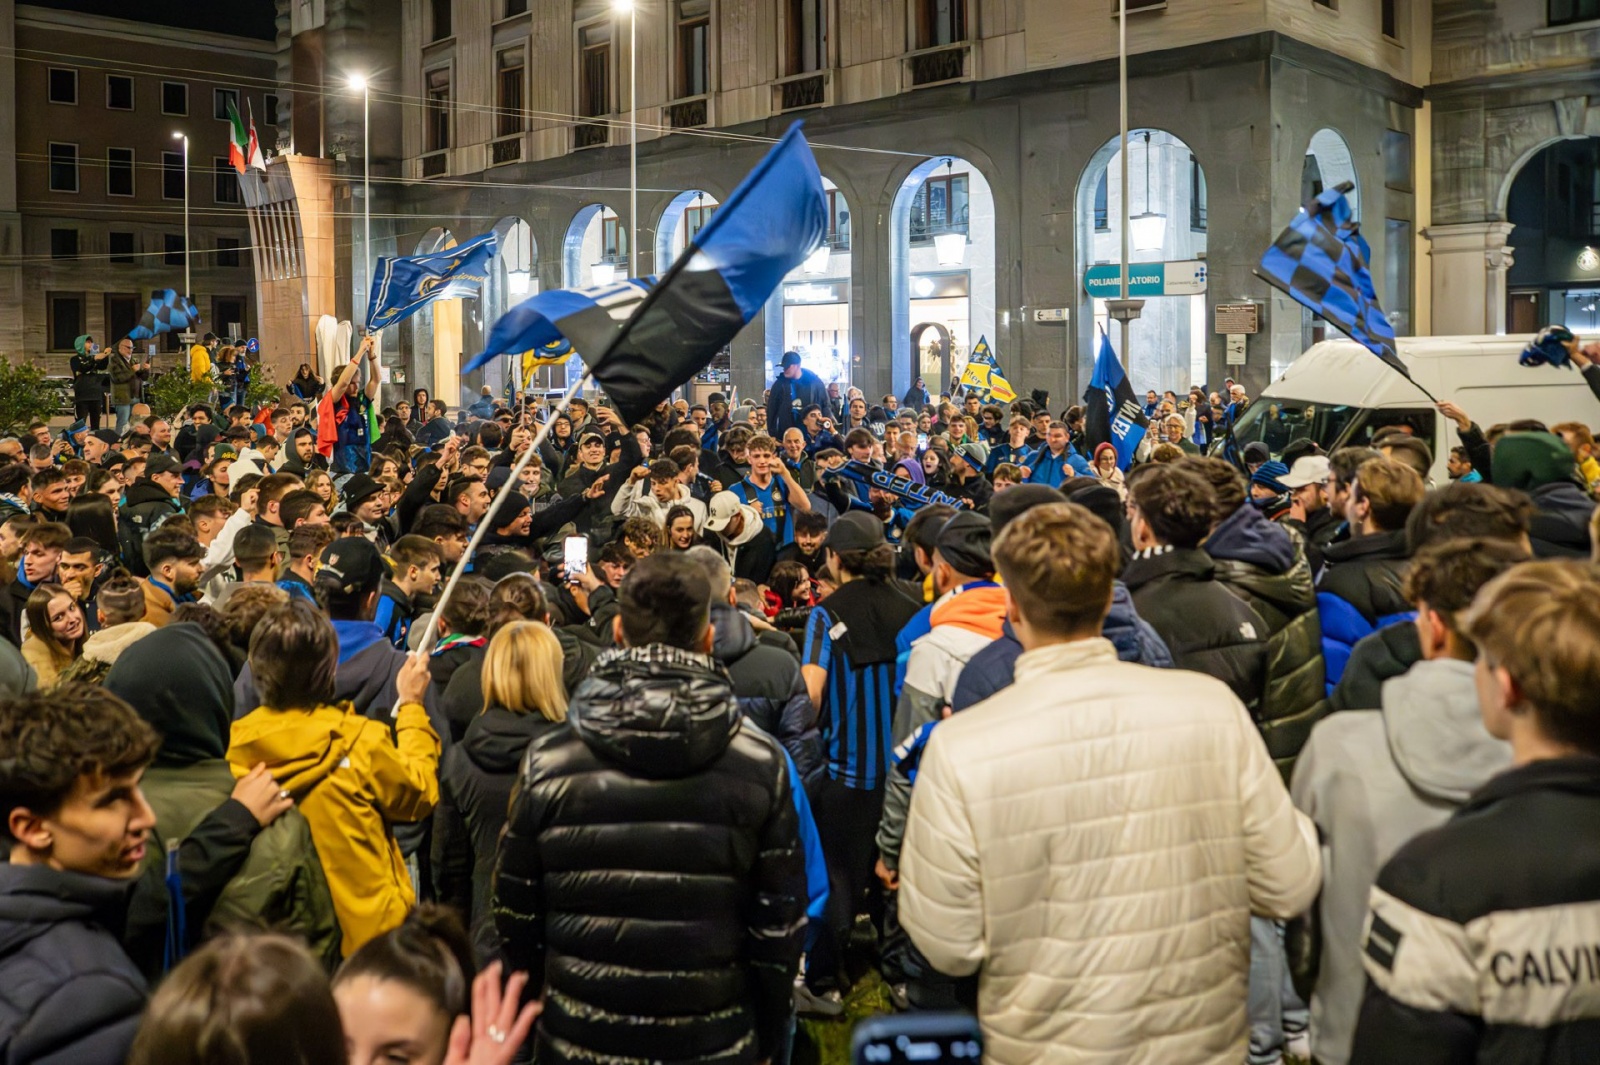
top-left (1250, 460), bottom-right (1291, 494)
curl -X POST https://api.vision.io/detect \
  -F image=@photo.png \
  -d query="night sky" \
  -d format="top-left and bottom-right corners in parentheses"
top-left (34, 0), bottom-right (278, 41)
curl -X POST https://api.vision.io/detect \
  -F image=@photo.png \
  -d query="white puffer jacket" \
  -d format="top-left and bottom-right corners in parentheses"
top-left (899, 638), bottom-right (1320, 1065)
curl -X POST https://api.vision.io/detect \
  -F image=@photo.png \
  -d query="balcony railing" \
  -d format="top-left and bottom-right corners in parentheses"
top-left (666, 97), bottom-right (708, 129)
top-left (421, 151), bottom-right (448, 177)
top-left (573, 122), bottom-right (609, 149)
top-left (907, 44), bottom-right (968, 87)
top-left (491, 136), bottom-right (522, 165)
top-left (779, 73), bottom-right (825, 112)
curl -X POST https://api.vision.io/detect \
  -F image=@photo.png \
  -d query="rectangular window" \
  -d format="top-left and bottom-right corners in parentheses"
top-left (1094, 171), bottom-right (1109, 231)
top-left (264, 93), bottom-right (280, 126)
top-left (826, 187), bottom-right (851, 249)
top-left (109, 232), bottom-right (135, 264)
top-left (49, 229), bottom-right (78, 260)
top-left (425, 68), bottom-right (452, 153)
top-left (431, 0), bottom-right (452, 40)
top-left (164, 234), bottom-right (186, 267)
top-left (213, 157), bottom-right (239, 204)
top-left (683, 199), bottom-right (717, 244)
top-left (1190, 154), bottom-right (1208, 231)
top-left (106, 74), bottom-right (134, 110)
top-left (496, 49), bottom-right (525, 137)
top-left (580, 23), bottom-right (612, 117)
top-left (910, 171), bottom-right (969, 240)
top-left (107, 147), bottom-right (134, 197)
top-left (163, 151), bottom-right (185, 200)
top-left (217, 237), bottom-right (242, 267)
top-left (1549, 0), bottom-right (1600, 26)
top-left (162, 81), bottom-right (188, 115)
top-left (1383, 129), bottom-right (1413, 191)
top-left (48, 142), bottom-right (78, 192)
top-left (915, 0), bottom-right (966, 48)
top-left (1381, 0), bottom-right (1398, 37)
top-left (48, 67), bottom-right (76, 104)
top-left (602, 213), bottom-right (628, 262)
top-left (48, 294), bottom-right (84, 352)
top-left (213, 87), bottom-right (239, 120)
top-left (504, 0), bottom-right (528, 14)
top-left (214, 299), bottom-right (245, 338)
top-left (784, 0), bottom-right (826, 75)
top-left (1314, 0), bottom-right (1337, 8)
top-left (676, 0), bottom-right (710, 98)
top-left (1385, 218), bottom-right (1412, 336)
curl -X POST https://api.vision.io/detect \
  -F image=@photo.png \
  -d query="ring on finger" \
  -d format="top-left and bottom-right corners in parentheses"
top-left (487, 1025), bottom-right (507, 1044)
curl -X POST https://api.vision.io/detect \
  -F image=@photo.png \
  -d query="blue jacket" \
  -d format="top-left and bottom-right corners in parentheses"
top-left (1315, 529), bottom-right (1413, 692)
top-left (468, 397), bottom-right (495, 419)
top-left (949, 581), bottom-right (1173, 712)
top-left (984, 442), bottom-right (1037, 476)
top-left (1026, 444), bottom-right (1092, 488)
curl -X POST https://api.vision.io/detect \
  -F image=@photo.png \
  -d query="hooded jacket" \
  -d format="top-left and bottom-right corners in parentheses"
top-left (710, 602), bottom-right (820, 780)
top-left (492, 645), bottom-right (806, 1065)
top-left (1288, 659), bottom-right (1510, 1065)
top-left (895, 581), bottom-right (1008, 745)
top-left (0, 866), bottom-right (146, 1065)
top-left (80, 621), bottom-right (156, 667)
top-left (118, 479), bottom-right (184, 578)
top-left (1328, 622), bottom-right (1421, 713)
top-left (1206, 503), bottom-right (1328, 778)
top-left (1315, 529), bottom-right (1413, 691)
top-left (106, 624), bottom-right (342, 974)
top-left (1525, 481), bottom-right (1594, 558)
top-left (1124, 546), bottom-right (1271, 718)
top-left (226, 699), bottom-right (440, 955)
top-left (432, 707), bottom-right (565, 964)
top-left (766, 367), bottom-right (830, 436)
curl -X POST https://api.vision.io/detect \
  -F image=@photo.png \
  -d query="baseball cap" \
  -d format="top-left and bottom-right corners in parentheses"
top-left (341, 473), bottom-right (384, 508)
top-left (781, 351), bottom-right (802, 368)
top-left (577, 430), bottom-right (606, 448)
top-left (317, 537), bottom-right (391, 596)
top-left (823, 511), bottom-right (886, 553)
top-left (1279, 455), bottom-right (1331, 490)
top-left (704, 491), bottom-right (745, 533)
top-left (934, 511), bottom-right (993, 577)
top-left (145, 453), bottom-right (182, 477)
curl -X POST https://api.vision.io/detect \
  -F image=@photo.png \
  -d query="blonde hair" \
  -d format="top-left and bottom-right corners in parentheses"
top-left (481, 620), bottom-right (568, 722)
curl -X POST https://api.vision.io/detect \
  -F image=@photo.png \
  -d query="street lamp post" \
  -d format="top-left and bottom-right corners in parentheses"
top-left (172, 132), bottom-right (190, 299)
top-left (349, 75), bottom-right (372, 316)
top-left (615, 0), bottom-right (637, 280)
top-left (1107, 1), bottom-right (1144, 372)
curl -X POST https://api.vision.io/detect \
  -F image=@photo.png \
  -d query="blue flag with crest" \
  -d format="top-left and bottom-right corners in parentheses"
top-left (468, 123), bottom-right (827, 424)
top-left (365, 232), bottom-right (498, 332)
top-left (1082, 331), bottom-right (1148, 471)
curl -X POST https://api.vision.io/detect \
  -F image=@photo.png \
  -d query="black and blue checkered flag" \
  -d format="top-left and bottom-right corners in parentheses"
top-left (1258, 182), bottom-right (1408, 378)
top-left (126, 289), bottom-right (202, 341)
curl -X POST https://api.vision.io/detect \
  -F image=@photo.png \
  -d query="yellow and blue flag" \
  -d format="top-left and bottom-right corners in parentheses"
top-left (958, 336), bottom-right (1016, 403)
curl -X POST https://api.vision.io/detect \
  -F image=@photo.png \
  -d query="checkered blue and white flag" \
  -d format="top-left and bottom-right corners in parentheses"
top-left (1257, 182), bottom-right (1407, 378)
top-left (126, 290), bottom-right (202, 341)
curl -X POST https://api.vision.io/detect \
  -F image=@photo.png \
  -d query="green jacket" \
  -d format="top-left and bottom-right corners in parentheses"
top-left (139, 760), bottom-right (342, 969)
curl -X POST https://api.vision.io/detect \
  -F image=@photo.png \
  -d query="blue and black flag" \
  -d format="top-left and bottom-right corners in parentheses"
top-left (365, 232), bottom-right (498, 332)
top-left (127, 290), bottom-right (202, 341)
top-left (1082, 331), bottom-right (1147, 471)
top-left (469, 122), bottom-right (828, 425)
top-left (1258, 182), bottom-right (1407, 377)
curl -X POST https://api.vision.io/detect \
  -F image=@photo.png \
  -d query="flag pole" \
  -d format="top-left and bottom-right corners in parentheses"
top-left (392, 366), bottom-right (595, 717)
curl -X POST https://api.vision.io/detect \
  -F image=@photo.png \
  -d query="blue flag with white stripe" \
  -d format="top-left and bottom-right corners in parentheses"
top-left (365, 232), bottom-right (497, 332)
top-left (468, 122), bottom-right (827, 424)
top-left (1258, 182), bottom-right (1407, 378)
top-left (1082, 331), bottom-right (1147, 471)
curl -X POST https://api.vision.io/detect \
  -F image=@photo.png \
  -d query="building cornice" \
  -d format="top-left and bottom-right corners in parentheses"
top-left (15, 5), bottom-right (279, 59)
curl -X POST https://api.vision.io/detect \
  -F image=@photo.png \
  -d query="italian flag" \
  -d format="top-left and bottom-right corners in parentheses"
top-left (226, 98), bottom-right (266, 174)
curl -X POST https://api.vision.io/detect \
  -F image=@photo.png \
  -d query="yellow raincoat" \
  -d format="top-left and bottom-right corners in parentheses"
top-left (227, 700), bottom-right (439, 955)
top-left (189, 342), bottom-right (212, 383)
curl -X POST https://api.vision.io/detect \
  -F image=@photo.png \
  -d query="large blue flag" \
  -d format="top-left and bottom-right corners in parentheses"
top-left (469, 122), bottom-right (827, 424)
top-left (1082, 331), bottom-right (1147, 471)
top-left (126, 290), bottom-right (201, 340)
top-left (1258, 182), bottom-right (1406, 378)
top-left (366, 232), bottom-right (497, 331)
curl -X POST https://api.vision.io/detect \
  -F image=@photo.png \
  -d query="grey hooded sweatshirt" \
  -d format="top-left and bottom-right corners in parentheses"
top-left (1288, 657), bottom-right (1512, 1065)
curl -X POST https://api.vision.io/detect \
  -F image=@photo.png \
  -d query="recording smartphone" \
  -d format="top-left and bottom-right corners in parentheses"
top-left (917, 433), bottom-right (929, 450)
top-left (851, 1013), bottom-right (983, 1065)
top-left (563, 534), bottom-right (589, 578)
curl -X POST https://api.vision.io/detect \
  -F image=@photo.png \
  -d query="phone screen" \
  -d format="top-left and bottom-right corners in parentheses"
top-left (563, 534), bottom-right (589, 577)
top-left (917, 433), bottom-right (929, 450)
top-left (852, 1014), bottom-right (982, 1065)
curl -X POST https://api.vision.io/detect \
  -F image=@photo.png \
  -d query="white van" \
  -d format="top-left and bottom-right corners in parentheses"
top-left (1225, 334), bottom-right (1600, 483)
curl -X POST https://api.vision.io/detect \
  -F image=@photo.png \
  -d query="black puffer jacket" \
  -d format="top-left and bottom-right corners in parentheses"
top-left (0, 866), bottom-right (146, 1065)
top-left (1315, 529), bottom-right (1412, 692)
top-left (1124, 546), bottom-right (1270, 718)
top-left (710, 603), bottom-right (820, 780)
top-left (1527, 481), bottom-right (1593, 559)
top-left (433, 706), bottom-right (564, 964)
top-left (492, 646), bottom-right (805, 1065)
top-left (1206, 504), bottom-right (1327, 780)
top-left (118, 479), bottom-right (184, 577)
top-left (1329, 621), bottom-right (1422, 713)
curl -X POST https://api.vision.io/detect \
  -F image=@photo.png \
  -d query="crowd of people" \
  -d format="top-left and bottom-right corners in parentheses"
top-left (1, 336), bottom-right (1599, 1065)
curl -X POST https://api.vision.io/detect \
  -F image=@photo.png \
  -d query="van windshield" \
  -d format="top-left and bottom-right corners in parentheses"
top-left (1224, 401), bottom-right (1361, 459)
top-left (1222, 401), bottom-right (1439, 460)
